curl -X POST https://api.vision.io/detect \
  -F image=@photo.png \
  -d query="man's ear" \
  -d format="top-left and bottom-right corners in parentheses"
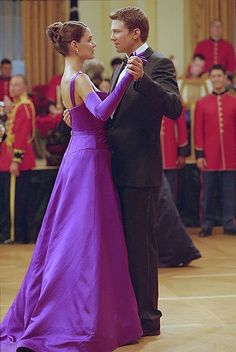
top-left (132, 28), bottom-right (141, 40)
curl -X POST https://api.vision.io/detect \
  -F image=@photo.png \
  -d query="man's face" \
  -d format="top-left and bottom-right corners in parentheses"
top-left (1, 63), bottom-right (12, 78)
top-left (9, 76), bottom-right (27, 99)
top-left (210, 21), bottom-right (223, 39)
top-left (111, 20), bottom-right (136, 55)
top-left (190, 58), bottom-right (205, 77)
top-left (210, 69), bottom-right (226, 90)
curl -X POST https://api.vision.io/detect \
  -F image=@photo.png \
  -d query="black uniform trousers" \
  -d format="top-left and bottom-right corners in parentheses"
top-left (0, 172), bottom-right (10, 242)
top-left (0, 170), bottom-right (32, 243)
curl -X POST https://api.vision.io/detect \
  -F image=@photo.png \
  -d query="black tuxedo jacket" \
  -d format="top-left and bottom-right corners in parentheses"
top-left (106, 47), bottom-right (182, 188)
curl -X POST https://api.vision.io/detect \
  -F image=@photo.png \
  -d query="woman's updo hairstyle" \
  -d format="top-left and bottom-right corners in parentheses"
top-left (46, 21), bottom-right (88, 56)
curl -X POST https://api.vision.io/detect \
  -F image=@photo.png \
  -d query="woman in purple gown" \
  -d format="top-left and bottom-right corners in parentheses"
top-left (0, 21), bottom-right (143, 352)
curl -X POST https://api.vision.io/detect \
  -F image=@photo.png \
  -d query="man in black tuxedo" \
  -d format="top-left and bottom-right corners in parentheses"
top-left (106, 7), bottom-right (182, 336)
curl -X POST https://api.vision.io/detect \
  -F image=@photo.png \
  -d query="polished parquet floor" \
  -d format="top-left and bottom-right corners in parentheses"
top-left (1, 227), bottom-right (236, 352)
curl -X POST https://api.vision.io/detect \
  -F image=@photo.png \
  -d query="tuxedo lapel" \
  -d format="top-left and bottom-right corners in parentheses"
top-left (109, 48), bottom-right (154, 124)
top-left (110, 62), bottom-right (126, 92)
top-left (141, 47), bottom-right (153, 62)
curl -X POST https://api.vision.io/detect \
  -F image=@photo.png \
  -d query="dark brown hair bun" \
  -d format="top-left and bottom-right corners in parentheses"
top-left (47, 22), bottom-right (63, 44)
top-left (46, 21), bottom-right (88, 56)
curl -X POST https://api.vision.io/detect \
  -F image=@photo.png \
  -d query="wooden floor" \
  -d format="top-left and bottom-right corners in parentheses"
top-left (1, 227), bottom-right (236, 351)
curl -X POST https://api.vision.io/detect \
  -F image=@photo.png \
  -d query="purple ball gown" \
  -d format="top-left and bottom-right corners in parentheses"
top-left (0, 72), bottom-right (142, 351)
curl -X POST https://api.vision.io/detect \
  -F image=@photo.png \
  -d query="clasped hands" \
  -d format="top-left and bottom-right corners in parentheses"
top-left (126, 55), bottom-right (144, 81)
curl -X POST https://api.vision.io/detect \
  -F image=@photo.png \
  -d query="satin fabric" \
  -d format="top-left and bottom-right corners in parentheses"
top-left (0, 74), bottom-right (142, 351)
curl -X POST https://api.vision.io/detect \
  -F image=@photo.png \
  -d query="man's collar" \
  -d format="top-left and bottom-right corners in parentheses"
top-left (133, 42), bottom-right (149, 56)
top-left (212, 89), bottom-right (227, 95)
top-left (0, 75), bottom-right (11, 81)
top-left (210, 37), bottom-right (222, 42)
top-left (125, 42), bottom-right (149, 59)
top-left (13, 93), bottom-right (28, 103)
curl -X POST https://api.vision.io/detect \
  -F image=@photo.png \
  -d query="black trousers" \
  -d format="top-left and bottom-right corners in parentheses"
top-left (0, 172), bottom-right (10, 242)
top-left (0, 170), bottom-right (32, 243)
top-left (117, 186), bottom-right (162, 332)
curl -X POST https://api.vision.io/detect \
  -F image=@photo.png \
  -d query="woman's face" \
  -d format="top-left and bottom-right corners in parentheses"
top-left (76, 28), bottom-right (96, 60)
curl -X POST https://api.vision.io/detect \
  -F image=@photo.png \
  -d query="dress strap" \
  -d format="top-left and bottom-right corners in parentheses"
top-left (70, 71), bottom-right (82, 107)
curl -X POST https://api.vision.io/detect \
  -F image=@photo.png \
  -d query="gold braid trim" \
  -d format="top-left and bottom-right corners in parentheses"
top-left (6, 94), bottom-right (36, 149)
top-left (23, 101), bottom-right (36, 143)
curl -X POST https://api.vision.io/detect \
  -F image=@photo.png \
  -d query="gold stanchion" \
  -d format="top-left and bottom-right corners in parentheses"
top-left (10, 173), bottom-right (16, 243)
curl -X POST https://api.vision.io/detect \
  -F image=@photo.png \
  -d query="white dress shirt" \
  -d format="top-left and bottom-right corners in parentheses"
top-left (116, 42), bottom-right (149, 85)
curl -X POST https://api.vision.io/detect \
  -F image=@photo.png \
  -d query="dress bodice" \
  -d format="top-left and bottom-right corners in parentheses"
top-left (69, 72), bottom-right (107, 133)
top-left (67, 72), bottom-right (108, 150)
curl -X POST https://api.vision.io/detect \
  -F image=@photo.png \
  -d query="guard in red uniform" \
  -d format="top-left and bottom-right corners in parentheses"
top-left (0, 58), bottom-right (12, 101)
top-left (192, 20), bottom-right (236, 74)
top-left (0, 75), bottom-right (35, 243)
top-left (161, 107), bottom-right (188, 201)
top-left (194, 65), bottom-right (236, 236)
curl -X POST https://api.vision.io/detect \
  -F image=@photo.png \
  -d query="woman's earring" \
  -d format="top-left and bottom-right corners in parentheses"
top-left (76, 48), bottom-right (79, 54)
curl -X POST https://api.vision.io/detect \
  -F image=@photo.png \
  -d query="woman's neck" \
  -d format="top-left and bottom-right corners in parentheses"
top-left (64, 56), bottom-right (83, 74)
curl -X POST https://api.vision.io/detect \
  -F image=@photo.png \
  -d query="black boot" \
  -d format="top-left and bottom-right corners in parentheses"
top-left (17, 348), bottom-right (35, 352)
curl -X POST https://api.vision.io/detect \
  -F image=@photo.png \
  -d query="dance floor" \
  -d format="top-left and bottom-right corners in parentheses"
top-left (1, 227), bottom-right (236, 351)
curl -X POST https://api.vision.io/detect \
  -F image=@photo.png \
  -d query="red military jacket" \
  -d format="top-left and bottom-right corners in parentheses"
top-left (194, 38), bottom-right (236, 73)
top-left (161, 107), bottom-right (188, 169)
top-left (0, 76), bottom-right (11, 101)
top-left (194, 91), bottom-right (236, 170)
top-left (0, 94), bottom-right (36, 171)
top-left (47, 74), bottom-right (62, 104)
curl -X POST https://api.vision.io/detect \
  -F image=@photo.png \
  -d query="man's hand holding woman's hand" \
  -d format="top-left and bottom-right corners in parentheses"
top-left (63, 110), bottom-right (71, 127)
top-left (127, 56), bottom-right (144, 81)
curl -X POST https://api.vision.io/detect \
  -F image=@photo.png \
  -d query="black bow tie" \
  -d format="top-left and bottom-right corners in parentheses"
top-left (122, 53), bottom-right (135, 64)
top-left (122, 52), bottom-right (146, 66)
top-left (122, 56), bottom-right (128, 65)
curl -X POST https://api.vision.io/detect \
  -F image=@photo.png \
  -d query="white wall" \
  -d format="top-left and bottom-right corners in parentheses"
top-left (79, 0), bottom-right (187, 76)
top-left (156, 0), bottom-right (185, 75)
